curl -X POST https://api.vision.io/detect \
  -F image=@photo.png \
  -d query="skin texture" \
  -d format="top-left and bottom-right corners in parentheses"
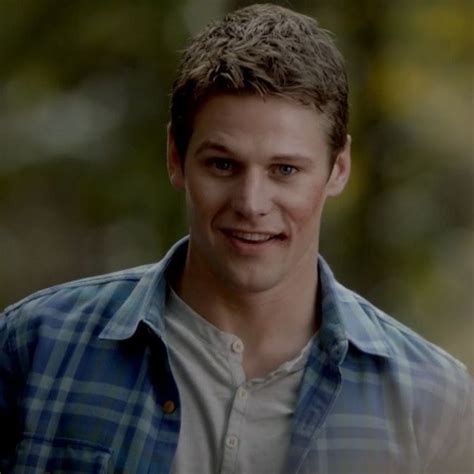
top-left (167, 94), bottom-right (351, 378)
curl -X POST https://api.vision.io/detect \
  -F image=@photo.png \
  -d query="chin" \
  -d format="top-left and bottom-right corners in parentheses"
top-left (223, 270), bottom-right (284, 294)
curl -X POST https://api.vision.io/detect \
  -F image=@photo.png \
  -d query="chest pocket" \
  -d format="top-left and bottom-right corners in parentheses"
top-left (11, 434), bottom-right (112, 474)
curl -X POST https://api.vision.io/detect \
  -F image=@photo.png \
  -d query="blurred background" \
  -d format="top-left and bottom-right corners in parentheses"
top-left (0, 0), bottom-right (472, 369)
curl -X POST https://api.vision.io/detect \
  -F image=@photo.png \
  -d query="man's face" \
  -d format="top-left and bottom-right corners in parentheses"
top-left (168, 94), bottom-right (350, 294)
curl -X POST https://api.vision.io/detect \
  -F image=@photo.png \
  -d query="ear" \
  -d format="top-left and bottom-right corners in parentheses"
top-left (326, 135), bottom-right (351, 197)
top-left (167, 123), bottom-right (185, 191)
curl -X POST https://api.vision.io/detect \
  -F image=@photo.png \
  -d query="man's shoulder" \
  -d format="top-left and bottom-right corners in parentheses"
top-left (337, 282), bottom-right (472, 451)
top-left (2, 264), bottom-right (153, 328)
top-left (331, 282), bottom-right (472, 474)
top-left (338, 282), bottom-right (468, 376)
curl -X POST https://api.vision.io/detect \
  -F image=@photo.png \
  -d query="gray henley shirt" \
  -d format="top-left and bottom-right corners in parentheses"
top-left (164, 287), bottom-right (315, 474)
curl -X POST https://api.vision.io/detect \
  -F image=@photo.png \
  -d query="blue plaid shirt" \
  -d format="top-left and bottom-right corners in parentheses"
top-left (1, 237), bottom-right (472, 473)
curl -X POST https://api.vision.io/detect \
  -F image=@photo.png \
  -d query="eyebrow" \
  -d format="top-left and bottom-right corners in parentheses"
top-left (270, 154), bottom-right (314, 165)
top-left (194, 140), bottom-right (231, 156)
top-left (194, 139), bottom-right (315, 165)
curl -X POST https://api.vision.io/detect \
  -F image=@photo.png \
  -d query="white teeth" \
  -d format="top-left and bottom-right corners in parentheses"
top-left (230, 231), bottom-right (275, 242)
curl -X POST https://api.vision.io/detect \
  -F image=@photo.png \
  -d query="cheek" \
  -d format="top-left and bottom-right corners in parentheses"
top-left (282, 186), bottom-right (327, 226)
top-left (186, 178), bottom-right (227, 219)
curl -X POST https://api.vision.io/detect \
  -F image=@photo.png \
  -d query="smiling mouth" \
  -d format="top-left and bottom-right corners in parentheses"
top-left (222, 229), bottom-right (285, 244)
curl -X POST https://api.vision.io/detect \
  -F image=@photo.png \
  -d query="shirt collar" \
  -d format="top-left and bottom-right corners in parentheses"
top-left (99, 236), bottom-right (188, 341)
top-left (100, 236), bottom-right (392, 361)
top-left (318, 257), bottom-right (392, 361)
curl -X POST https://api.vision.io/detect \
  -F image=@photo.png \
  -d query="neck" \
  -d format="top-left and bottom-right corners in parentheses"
top-left (171, 246), bottom-right (320, 378)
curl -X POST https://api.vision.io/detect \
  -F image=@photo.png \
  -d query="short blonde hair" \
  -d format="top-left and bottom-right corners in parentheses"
top-left (170, 4), bottom-right (348, 162)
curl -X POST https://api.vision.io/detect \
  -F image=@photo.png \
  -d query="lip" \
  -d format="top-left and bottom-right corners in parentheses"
top-left (220, 228), bottom-right (286, 254)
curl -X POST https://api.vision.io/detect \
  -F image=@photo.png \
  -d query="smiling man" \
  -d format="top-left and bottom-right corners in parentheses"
top-left (167, 93), bottom-right (349, 378)
top-left (1, 4), bottom-right (472, 474)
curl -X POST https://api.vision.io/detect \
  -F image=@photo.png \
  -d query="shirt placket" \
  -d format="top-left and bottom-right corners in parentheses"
top-left (220, 338), bottom-right (249, 474)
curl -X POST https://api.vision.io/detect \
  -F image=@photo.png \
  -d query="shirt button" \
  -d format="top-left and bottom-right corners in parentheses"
top-left (225, 435), bottom-right (239, 449)
top-left (163, 400), bottom-right (176, 414)
top-left (237, 387), bottom-right (248, 399)
top-left (231, 340), bottom-right (244, 354)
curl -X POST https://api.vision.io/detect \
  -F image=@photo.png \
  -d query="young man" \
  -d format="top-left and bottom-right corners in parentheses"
top-left (1, 4), bottom-right (471, 473)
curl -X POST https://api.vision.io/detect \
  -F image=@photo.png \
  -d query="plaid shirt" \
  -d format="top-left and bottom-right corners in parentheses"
top-left (1, 237), bottom-right (472, 473)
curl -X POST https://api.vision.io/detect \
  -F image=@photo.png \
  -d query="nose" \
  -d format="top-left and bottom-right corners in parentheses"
top-left (230, 168), bottom-right (273, 218)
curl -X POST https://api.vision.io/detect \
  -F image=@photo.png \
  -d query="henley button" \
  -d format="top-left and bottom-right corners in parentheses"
top-left (225, 435), bottom-right (239, 449)
top-left (237, 387), bottom-right (248, 399)
top-left (231, 340), bottom-right (244, 354)
top-left (163, 400), bottom-right (176, 414)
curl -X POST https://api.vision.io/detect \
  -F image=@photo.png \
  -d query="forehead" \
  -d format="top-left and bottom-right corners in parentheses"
top-left (188, 93), bottom-right (330, 159)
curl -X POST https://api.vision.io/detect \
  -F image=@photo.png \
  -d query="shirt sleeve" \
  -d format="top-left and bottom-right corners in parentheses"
top-left (0, 312), bottom-right (23, 470)
top-left (449, 376), bottom-right (474, 473)
top-left (424, 372), bottom-right (474, 473)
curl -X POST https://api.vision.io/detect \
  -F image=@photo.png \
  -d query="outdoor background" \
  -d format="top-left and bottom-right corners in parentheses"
top-left (0, 0), bottom-right (472, 370)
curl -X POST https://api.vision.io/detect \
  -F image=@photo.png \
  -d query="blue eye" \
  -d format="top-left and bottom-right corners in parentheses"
top-left (214, 159), bottom-right (232, 170)
top-left (276, 165), bottom-right (298, 176)
top-left (207, 158), bottom-right (235, 174)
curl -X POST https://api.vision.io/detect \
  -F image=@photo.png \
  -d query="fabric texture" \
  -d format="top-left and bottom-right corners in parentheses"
top-left (1, 237), bottom-right (472, 473)
top-left (165, 287), bottom-right (314, 474)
